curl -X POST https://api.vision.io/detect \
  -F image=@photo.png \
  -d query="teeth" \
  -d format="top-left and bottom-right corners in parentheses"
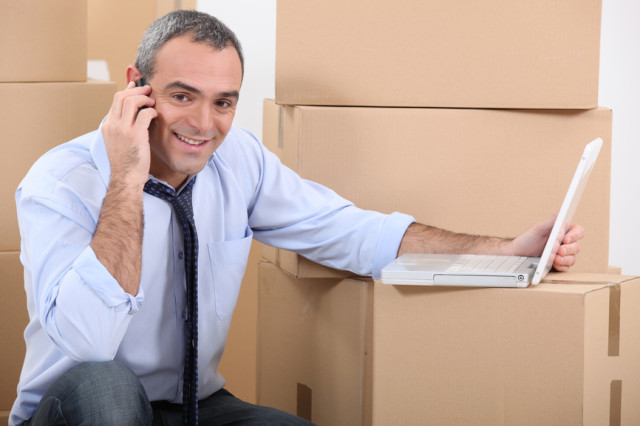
top-left (176, 133), bottom-right (205, 145)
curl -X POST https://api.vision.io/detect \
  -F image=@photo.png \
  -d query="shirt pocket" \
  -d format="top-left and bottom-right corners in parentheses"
top-left (206, 228), bottom-right (253, 321)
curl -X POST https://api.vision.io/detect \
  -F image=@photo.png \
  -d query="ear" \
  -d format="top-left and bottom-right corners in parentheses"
top-left (126, 65), bottom-right (143, 85)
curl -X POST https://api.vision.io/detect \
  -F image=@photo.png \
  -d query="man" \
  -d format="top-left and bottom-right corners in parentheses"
top-left (11, 10), bottom-right (582, 426)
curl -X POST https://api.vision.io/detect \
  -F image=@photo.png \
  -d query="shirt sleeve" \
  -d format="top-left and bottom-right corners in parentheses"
top-left (16, 179), bottom-right (142, 361)
top-left (242, 134), bottom-right (415, 278)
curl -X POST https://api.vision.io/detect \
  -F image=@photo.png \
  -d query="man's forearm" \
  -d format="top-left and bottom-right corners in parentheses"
top-left (397, 222), bottom-right (513, 257)
top-left (91, 179), bottom-right (144, 296)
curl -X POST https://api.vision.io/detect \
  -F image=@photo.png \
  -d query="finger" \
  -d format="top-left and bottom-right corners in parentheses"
top-left (108, 81), bottom-right (136, 119)
top-left (553, 254), bottom-right (576, 271)
top-left (121, 95), bottom-right (156, 124)
top-left (110, 82), bottom-right (154, 119)
top-left (134, 107), bottom-right (159, 131)
top-left (563, 224), bottom-right (585, 244)
top-left (557, 241), bottom-right (580, 257)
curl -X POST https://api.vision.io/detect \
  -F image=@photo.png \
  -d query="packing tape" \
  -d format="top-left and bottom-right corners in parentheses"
top-left (610, 380), bottom-right (622, 426)
top-left (608, 284), bottom-right (621, 357)
top-left (297, 382), bottom-right (312, 421)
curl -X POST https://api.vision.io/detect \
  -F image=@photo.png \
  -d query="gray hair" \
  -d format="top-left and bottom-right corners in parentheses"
top-left (135, 10), bottom-right (244, 80)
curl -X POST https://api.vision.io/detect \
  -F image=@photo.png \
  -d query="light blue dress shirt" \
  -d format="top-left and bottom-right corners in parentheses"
top-left (10, 123), bottom-right (414, 425)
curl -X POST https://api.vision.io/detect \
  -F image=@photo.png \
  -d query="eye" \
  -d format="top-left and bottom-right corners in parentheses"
top-left (216, 99), bottom-right (232, 109)
top-left (173, 93), bottom-right (191, 103)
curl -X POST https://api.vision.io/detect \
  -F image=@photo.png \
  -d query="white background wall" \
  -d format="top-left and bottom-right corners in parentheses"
top-left (198, 0), bottom-right (639, 275)
top-left (599, 0), bottom-right (640, 275)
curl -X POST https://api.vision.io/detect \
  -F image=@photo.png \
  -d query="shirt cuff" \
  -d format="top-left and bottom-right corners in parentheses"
top-left (72, 246), bottom-right (144, 313)
top-left (371, 212), bottom-right (416, 279)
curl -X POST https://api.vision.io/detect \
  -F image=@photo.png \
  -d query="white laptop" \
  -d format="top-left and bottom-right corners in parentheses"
top-left (380, 137), bottom-right (603, 288)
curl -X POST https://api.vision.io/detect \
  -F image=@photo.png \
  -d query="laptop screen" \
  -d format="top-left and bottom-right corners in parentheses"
top-left (532, 137), bottom-right (602, 284)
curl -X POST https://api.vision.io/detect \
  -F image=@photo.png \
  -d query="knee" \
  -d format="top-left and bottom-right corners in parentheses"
top-left (64, 360), bottom-right (141, 387)
top-left (43, 361), bottom-right (152, 425)
top-left (60, 361), bottom-right (147, 400)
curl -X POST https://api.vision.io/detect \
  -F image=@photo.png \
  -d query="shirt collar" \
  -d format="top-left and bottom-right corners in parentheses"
top-left (147, 174), bottom-right (196, 195)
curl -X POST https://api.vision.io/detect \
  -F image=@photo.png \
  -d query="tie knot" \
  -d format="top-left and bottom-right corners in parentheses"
top-left (144, 177), bottom-right (196, 224)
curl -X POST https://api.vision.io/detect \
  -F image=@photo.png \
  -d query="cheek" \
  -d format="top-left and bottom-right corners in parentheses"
top-left (152, 102), bottom-right (179, 125)
top-left (148, 118), bottom-right (174, 154)
top-left (215, 114), bottom-right (235, 134)
top-left (149, 111), bottom-right (177, 140)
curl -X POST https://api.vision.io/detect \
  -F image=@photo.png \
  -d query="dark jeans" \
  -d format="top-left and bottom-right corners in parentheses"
top-left (26, 361), bottom-right (313, 426)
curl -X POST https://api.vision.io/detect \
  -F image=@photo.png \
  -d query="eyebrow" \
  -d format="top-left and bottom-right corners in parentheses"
top-left (164, 80), bottom-right (240, 100)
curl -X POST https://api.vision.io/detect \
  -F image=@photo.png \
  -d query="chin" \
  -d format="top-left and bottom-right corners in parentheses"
top-left (178, 160), bottom-right (210, 177)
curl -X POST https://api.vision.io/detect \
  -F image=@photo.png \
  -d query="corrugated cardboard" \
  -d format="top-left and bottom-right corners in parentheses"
top-left (259, 242), bottom-right (351, 279)
top-left (276, 0), bottom-right (602, 108)
top-left (0, 252), bottom-right (28, 411)
top-left (609, 265), bottom-right (623, 275)
top-left (88, 0), bottom-right (198, 90)
top-left (217, 241), bottom-right (260, 404)
top-left (261, 100), bottom-right (612, 278)
top-left (0, 80), bottom-right (117, 251)
top-left (0, 0), bottom-right (87, 82)
top-left (257, 262), bottom-right (367, 425)
top-left (372, 273), bottom-right (640, 426)
top-left (156, 0), bottom-right (197, 16)
top-left (259, 101), bottom-right (353, 279)
top-left (257, 262), bottom-right (640, 425)
top-left (88, 0), bottom-right (158, 90)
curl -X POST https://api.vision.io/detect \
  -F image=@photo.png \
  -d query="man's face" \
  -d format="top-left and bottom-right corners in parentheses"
top-left (146, 34), bottom-right (243, 188)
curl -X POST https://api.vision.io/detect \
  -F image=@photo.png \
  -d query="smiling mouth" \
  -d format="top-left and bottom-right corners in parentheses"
top-left (175, 133), bottom-right (208, 146)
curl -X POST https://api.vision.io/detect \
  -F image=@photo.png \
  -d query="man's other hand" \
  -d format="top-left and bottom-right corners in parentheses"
top-left (510, 216), bottom-right (585, 272)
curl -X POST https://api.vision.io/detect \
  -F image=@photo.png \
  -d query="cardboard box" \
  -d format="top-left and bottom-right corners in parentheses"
top-left (0, 252), bottom-right (28, 411)
top-left (0, 1), bottom-right (87, 82)
top-left (217, 241), bottom-right (261, 404)
top-left (261, 100), bottom-right (612, 277)
top-left (88, 0), bottom-right (197, 90)
top-left (257, 262), bottom-right (640, 425)
top-left (0, 80), bottom-right (117, 251)
top-left (259, 242), bottom-right (352, 279)
top-left (276, 0), bottom-right (602, 108)
top-left (609, 265), bottom-right (623, 275)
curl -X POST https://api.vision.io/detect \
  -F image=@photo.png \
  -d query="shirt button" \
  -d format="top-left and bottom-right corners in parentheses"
top-left (178, 250), bottom-right (184, 260)
top-left (182, 310), bottom-right (187, 320)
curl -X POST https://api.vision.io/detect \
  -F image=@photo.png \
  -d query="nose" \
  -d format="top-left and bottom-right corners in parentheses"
top-left (187, 102), bottom-right (214, 136)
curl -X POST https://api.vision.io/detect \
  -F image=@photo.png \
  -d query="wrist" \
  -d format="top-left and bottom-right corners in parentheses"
top-left (108, 169), bottom-right (147, 193)
top-left (497, 237), bottom-right (516, 256)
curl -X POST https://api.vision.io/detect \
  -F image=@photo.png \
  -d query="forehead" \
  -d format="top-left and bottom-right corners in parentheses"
top-left (153, 35), bottom-right (243, 88)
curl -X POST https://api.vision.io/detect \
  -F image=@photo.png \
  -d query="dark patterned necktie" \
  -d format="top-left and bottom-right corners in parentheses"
top-left (144, 177), bottom-right (199, 425)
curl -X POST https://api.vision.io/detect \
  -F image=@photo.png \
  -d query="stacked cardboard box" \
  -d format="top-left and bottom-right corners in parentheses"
top-left (0, 253), bottom-right (29, 423)
top-left (264, 0), bottom-right (610, 278)
top-left (0, 1), bottom-right (117, 422)
top-left (258, 262), bottom-right (640, 425)
top-left (260, 101), bottom-right (613, 277)
top-left (88, 0), bottom-right (197, 90)
top-left (0, 1), bottom-right (87, 83)
top-left (275, 0), bottom-right (601, 109)
top-left (257, 1), bottom-right (640, 425)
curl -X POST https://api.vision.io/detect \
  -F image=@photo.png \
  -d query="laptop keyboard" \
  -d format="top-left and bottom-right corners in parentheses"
top-left (447, 255), bottom-right (527, 273)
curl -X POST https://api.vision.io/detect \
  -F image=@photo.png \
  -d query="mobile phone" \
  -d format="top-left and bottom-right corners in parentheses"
top-left (135, 77), bottom-right (149, 113)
